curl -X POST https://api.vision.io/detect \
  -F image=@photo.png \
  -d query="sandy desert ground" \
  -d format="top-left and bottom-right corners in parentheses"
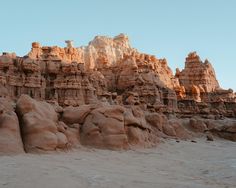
top-left (0, 138), bottom-right (235, 188)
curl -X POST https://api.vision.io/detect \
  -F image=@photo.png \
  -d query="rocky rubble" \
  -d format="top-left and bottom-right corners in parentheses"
top-left (0, 34), bottom-right (235, 155)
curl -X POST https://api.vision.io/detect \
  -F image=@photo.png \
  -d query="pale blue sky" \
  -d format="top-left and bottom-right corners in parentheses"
top-left (0, 0), bottom-right (235, 90)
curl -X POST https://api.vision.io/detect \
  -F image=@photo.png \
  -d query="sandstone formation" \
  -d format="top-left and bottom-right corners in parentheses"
top-left (176, 52), bottom-right (236, 118)
top-left (16, 95), bottom-right (79, 153)
top-left (0, 34), bottom-right (235, 155)
top-left (0, 98), bottom-right (24, 154)
top-left (80, 105), bottom-right (128, 149)
top-left (177, 52), bottom-right (220, 93)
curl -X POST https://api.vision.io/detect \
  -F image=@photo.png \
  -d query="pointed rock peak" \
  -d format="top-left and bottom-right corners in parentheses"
top-left (187, 51), bottom-right (198, 57)
top-left (204, 58), bottom-right (210, 64)
top-left (186, 51), bottom-right (201, 63)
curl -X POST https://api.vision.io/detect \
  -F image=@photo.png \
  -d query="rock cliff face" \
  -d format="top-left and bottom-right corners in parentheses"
top-left (0, 98), bottom-right (24, 154)
top-left (177, 52), bottom-right (220, 93)
top-left (0, 34), bottom-right (180, 110)
top-left (175, 52), bottom-right (236, 118)
top-left (0, 34), bottom-right (235, 154)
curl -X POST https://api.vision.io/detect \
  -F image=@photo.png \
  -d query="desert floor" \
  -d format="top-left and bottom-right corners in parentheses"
top-left (0, 138), bottom-right (235, 188)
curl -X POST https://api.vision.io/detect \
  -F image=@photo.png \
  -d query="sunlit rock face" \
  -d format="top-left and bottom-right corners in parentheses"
top-left (0, 34), bottom-right (180, 111)
top-left (178, 52), bottom-right (219, 92)
top-left (0, 34), bottom-right (235, 113)
top-left (0, 34), bottom-right (236, 155)
top-left (174, 52), bottom-right (236, 118)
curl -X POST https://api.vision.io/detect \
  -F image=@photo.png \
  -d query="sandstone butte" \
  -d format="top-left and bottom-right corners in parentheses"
top-left (0, 33), bottom-right (236, 155)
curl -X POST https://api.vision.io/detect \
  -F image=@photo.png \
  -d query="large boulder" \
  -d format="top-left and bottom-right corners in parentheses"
top-left (163, 123), bottom-right (176, 137)
top-left (168, 119), bottom-right (191, 139)
top-left (0, 98), bottom-right (24, 155)
top-left (145, 112), bottom-right (191, 139)
top-left (124, 107), bottom-right (158, 147)
top-left (80, 105), bottom-right (128, 149)
top-left (145, 113), bottom-right (167, 131)
top-left (189, 118), bottom-right (208, 133)
top-left (16, 95), bottom-right (79, 153)
top-left (217, 123), bottom-right (236, 141)
top-left (207, 119), bottom-right (236, 142)
top-left (62, 105), bottom-right (93, 125)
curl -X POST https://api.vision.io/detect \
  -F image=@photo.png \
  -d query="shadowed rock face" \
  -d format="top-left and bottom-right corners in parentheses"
top-left (0, 98), bottom-right (24, 154)
top-left (0, 34), bottom-right (235, 154)
top-left (80, 105), bottom-right (128, 149)
top-left (16, 95), bottom-right (80, 153)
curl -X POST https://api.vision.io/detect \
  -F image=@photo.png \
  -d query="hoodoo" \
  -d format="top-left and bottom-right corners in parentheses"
top-left (0, 34), bottom-right (236, 154)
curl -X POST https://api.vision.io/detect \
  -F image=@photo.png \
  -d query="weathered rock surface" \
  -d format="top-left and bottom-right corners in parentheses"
top-left (0, 34), bottom-right (235, 155)
top-left (189, 118), bottom-right (208, 133)
top-left (207, 120), bottom-right (236, 141)
top-left (177, 52), bottom-right (220, 93)
top-left (176, 52), bottom-right (236, 118)
top-left (16, 95), bottom-right (79, 153)
top-left (62, 105), bottom-right (93, 125)
top-left (0, 34), bottom-right (180, 111)
top-left (0, 98), bottom-right (24, 154)
top-left (80, 105), bottom-right (128, 149)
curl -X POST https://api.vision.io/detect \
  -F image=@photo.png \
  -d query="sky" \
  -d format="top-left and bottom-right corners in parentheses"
top-left (0, 0), bottom-right (236, 91)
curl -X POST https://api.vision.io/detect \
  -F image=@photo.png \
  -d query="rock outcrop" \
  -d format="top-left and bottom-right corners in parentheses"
top-left (0, 34), bottom-right (235, 155)
top-left (80, 105), bottom-right (128, 149)
top-left (177, 52), bottom-right (220, 93)
top-left (175, 52), bottom-right (236, 118)
top-left (16, 95), bottom-right (79, 153)
top-left (0, 98), bottom-right (24, 154)
top-left (0, 34), bottom-right (181, 112)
